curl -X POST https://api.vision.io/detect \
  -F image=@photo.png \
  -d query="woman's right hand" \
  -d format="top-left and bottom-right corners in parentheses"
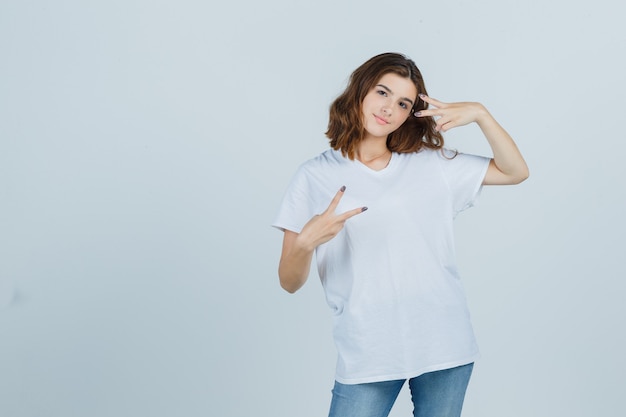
top-left (278, 186), bottom-right (366, 293)
top-left (297, 186), bottom-right (367, 251)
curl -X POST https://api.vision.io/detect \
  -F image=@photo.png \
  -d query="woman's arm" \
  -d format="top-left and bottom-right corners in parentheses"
top-left (278, 187), bottom-right (366, 293)
top-left (278, 230), bottom-right (315, 293)
top-left (415, 95), bottom-right (529, 185)
top-left (474, 105), bottom-right (529, 185)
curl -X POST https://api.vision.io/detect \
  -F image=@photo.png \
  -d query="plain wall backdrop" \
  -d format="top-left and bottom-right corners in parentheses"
top-left (1, 1), bottom-right (624, 416)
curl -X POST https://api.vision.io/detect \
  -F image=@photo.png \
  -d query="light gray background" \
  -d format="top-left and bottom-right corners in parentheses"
top-left (1, 1), bottom-right (624, 416)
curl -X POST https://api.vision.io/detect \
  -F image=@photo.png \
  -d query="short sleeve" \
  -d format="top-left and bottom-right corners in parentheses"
top-left (271, 165), bottom-right (317, 233)
top-left (437, 149), bottom-right (491, 216)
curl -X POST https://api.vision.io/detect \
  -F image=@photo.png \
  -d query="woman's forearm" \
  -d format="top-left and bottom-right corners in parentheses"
top-left (278, 232), bottom-right (314, 293)
top-left (476, 106), bottom-right (529, 184)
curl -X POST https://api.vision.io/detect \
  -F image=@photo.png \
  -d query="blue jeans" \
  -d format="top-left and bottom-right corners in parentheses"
top-left (328, 363), bottom-right (473, 417)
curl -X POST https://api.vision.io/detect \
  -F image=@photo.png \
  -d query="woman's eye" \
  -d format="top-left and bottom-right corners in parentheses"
top-left (399, 102), bottom-right (408, 109)
top-left (377, 90), bottom-right (387, 96)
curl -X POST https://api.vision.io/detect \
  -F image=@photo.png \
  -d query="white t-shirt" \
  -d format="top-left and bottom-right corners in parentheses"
top-left (273, 148), bottom-right (491, 384)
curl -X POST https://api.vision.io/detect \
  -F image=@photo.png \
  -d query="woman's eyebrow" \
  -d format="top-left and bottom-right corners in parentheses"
top-left (376, 84), bottom-right (415, 106)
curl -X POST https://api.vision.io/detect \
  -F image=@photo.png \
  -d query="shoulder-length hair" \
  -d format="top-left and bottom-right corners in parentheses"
top-left (326, 52), bottom-right (443, 159)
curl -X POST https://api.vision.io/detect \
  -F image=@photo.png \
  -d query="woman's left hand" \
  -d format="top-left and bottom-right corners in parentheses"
top-left (414, 95), bottom-right (487, 132)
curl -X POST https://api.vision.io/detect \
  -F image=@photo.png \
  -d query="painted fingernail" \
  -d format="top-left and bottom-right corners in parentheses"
top-left (340, 185), bottom-right (346, 192)
top-left (361, 207), bottom-right (368, 212)
top-left (414, 111), bottom-right (422, 117)
top-left (419, 93), bottom-right (426, 98)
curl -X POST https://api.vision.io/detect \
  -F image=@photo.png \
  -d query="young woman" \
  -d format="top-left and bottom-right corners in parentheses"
top-left (272, 52), bottom-right (528, 417)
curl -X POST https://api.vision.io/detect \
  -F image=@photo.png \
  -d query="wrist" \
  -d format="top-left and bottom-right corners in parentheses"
top-left (474, 104), bottom-right (493, 126)
top-left (294, 233), bottom-right (316, 253)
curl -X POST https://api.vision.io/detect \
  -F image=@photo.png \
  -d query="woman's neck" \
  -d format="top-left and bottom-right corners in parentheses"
top-left (355, 138), bottom-right (391, 171)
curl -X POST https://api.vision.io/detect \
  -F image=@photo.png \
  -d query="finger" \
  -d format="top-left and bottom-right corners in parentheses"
top-left (438, 119), bottom-right (458, 132)
top-left (419, 94), bottom-right (447, 108)
top-left (338, 206), bottom-right (368, 221)
top-left (324, 185), bottom-right (347, 213)
top-left (414, 109), bottom-right (441, 118)
top-left (436, 117), bottom-right (450, 131)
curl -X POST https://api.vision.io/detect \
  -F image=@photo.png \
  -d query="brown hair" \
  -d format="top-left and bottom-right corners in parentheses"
top-left (326, 52), bottom-right (444, 159)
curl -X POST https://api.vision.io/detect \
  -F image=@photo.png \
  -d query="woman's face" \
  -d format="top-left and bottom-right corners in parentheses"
top-left (361, 72), bottom-right (417, 141)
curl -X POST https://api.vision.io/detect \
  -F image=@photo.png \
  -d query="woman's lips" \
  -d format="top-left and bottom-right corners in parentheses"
top-left (374, 115), bottom-right (389, 125)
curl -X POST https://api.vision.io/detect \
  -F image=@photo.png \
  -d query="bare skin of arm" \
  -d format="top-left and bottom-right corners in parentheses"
top-left (416, 95), bottom-right (529, 185)
top-left (278, 187), bottom-right (366, 293)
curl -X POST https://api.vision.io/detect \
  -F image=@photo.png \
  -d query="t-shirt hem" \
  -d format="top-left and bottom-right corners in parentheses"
top-left (334, 353), bottom-right (481, 385)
